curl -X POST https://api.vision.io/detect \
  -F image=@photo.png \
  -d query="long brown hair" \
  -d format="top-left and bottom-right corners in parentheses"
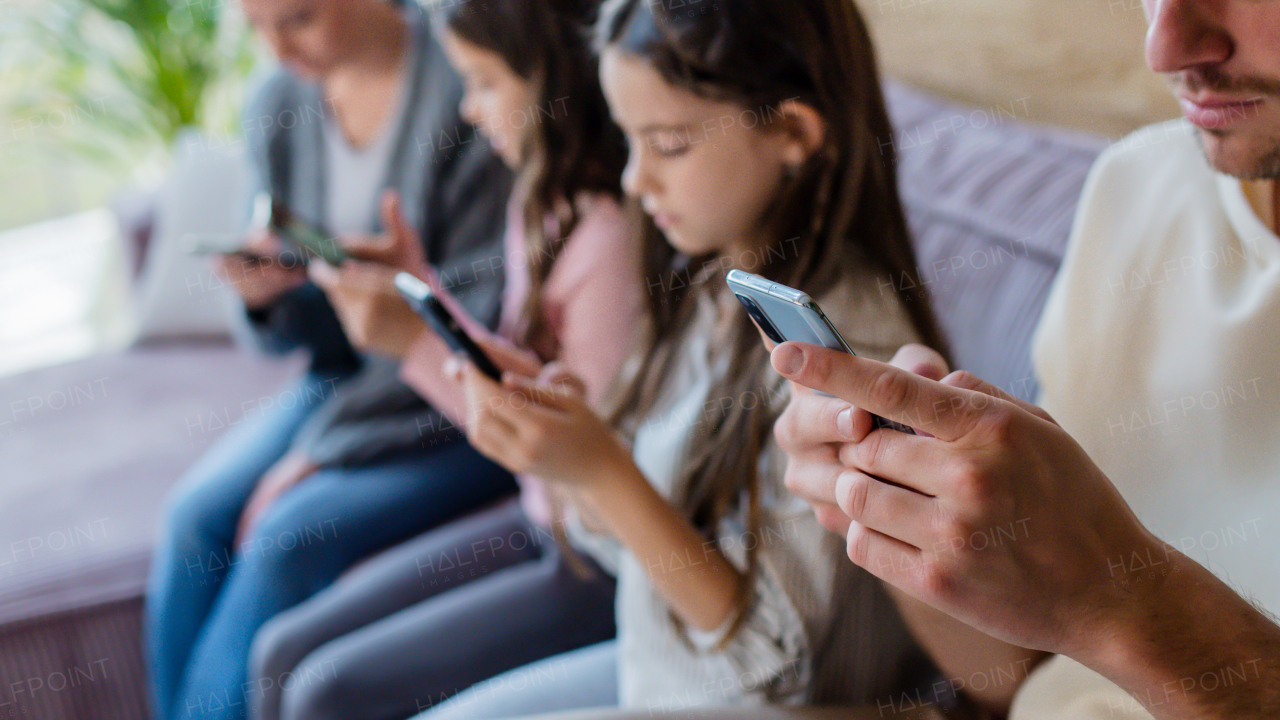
top-left (598, 0), bottom-right (951, 643)
top-left (430, 0), bottom-right (628, 358)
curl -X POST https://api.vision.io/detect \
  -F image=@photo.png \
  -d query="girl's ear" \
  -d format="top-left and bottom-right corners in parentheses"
top-left (779, 101), bottom-right (827, 170)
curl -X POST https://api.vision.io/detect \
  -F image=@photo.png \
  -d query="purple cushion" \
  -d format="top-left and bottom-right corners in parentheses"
top-left (885, 81), bottom-right (1105, 401)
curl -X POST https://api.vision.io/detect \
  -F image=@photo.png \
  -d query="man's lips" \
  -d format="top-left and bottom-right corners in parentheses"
top-left (1178, 93), bottom-right (1266, 129)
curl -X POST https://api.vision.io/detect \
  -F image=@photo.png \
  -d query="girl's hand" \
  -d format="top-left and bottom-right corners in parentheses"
top-left (458, 362), bottom-right (630, 485)
top-left (442, 335), bottom-right (546, 385)
top-left (309, 258), bottom-right (425, 359)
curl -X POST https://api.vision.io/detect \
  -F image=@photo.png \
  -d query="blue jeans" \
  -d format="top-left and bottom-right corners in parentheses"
top-left (145, 374), bottom-right (516, 720)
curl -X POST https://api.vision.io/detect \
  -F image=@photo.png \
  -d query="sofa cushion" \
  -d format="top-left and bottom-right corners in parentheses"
top-left (885, 81), bottom-right (1105, 401)
top-left (0, 344), bottom-right (302, 615)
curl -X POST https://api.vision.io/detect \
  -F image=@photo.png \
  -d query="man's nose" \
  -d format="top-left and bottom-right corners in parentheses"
top-left (1145, 0), bottom-right (1233, 76)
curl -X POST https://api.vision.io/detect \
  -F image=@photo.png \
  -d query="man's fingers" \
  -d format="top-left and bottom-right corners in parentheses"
top-left (940, 370), bottom-right (1058, 426)
top-left (812, 503), bottom-right (852, 537)
top-left (775, 392), bottom-right (857, 448)
top-left (836, 428), bottom-right (949, 496)
top-left (772, 342), bottom-right (985, 442)
top-left (887, 343), bottom-right (949, 381)
top-left (833, 470), bottom-right (933, 549)
top-left (780, 453), bottom-right (844, 508)
top-left (844, 521), bottom-right (924, 587)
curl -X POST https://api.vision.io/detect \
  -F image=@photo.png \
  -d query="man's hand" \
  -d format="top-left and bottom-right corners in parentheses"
top-left (771, 341), bottom-right (1163, 658)
top-left (212, 231), bottom-right (308, 310)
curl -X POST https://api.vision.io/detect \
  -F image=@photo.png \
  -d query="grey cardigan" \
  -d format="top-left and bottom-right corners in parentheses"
top-left (241, 3), bottom-right (513, 467)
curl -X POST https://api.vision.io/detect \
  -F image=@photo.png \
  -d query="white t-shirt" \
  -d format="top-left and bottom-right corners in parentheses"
top-left (1012, 120), bottom-right (1280, 719)
top-left (321, 65), bottom-right (410, 235)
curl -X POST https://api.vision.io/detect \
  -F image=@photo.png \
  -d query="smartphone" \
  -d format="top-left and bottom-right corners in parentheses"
top-left (726, 269), bottom-right (914, 434)
top-left (252, 192), bottom-right (347, 266)
top-left (181, 233), bottom-right (303, 267)
top-left (394, 272), bottom-right (504, 381)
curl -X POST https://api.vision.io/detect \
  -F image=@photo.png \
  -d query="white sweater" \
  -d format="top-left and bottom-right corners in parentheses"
top-left (1012, 120), bottom-right (1280, 719)
top-left (573, 277), bottom-right (925, 710)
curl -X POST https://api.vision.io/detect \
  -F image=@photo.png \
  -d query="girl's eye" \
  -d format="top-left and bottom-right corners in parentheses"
top-left (283, 9), bottom-right (315, 29)
top-left (648, 130), bottom-right (691, 158)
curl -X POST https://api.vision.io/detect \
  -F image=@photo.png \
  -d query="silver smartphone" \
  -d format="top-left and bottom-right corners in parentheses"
top-left (726, 269), bottom-right (914, 433)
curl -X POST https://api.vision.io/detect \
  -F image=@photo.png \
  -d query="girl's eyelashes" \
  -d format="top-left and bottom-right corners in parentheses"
top-left (643, 130), bottom-right (692, 158)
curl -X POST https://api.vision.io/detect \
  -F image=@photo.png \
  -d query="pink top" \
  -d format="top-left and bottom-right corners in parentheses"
top-left (399, 194), bottom-right (644, 526)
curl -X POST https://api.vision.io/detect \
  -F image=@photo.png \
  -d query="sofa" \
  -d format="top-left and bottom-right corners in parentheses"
top-left (0, 81), bottom-right (1104, 719)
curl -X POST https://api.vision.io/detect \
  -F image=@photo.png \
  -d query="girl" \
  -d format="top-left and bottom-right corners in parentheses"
top-left (247, 1), bottom-right (646, 718)
top-left (430, 0), bottom-right (1039, 716)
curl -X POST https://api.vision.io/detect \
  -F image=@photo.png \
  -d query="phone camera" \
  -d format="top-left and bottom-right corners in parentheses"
top-left (734, 294), bottom-right (785, 344)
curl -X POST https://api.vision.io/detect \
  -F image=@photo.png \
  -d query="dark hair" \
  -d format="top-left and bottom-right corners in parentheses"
top-left (430, 0), bottom-right (628, 357)
top-left (598, 0), bottom-right (951, 643)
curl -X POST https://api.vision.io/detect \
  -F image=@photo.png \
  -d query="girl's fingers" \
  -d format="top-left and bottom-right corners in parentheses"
top-left (308, 258), bottom-right (339, 289)
top-left (940, 370), bottom-right (1058, 426)
top-left (462, 363), bottom-right (521, 438)
top-left (501, 372), bottom-right (577, 411)
top-left (443, 355), bottom-right (465, 383)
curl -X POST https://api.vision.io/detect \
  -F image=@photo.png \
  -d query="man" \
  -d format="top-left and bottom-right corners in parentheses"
top-left (772, 0), bottom-right (1280, 718)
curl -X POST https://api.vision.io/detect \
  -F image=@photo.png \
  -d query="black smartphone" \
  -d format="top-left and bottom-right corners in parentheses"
top-left (394, 272), bottom-right (504, 381)
top-left (727, 269), bottom-right (915, 434)
top-left (252, 192), bottom-right (347, 266)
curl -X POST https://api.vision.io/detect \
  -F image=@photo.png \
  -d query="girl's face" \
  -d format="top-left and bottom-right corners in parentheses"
top-left (440, 29), bottom-right (537, 169)
top-left (600, 48), bottom-right (807, 262)
top-left (241, 0), bottom-right (354, 79)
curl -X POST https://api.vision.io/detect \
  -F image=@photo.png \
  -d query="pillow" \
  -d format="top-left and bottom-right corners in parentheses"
top-left (885, 81), bottom-right (1104, 401)
top-left (130, 129), bottom-right (251, 343)
top-left (858, 0), bottom-right (1180, 138)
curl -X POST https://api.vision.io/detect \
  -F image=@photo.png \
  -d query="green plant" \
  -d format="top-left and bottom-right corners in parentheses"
top-left (2, 0), bottom-right (256, 168)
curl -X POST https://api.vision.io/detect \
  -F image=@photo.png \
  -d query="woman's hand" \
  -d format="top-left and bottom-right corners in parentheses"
top-left (458, 361), bottom-right (630, 485)
top-left (213, 230), bottom-right (308, 310)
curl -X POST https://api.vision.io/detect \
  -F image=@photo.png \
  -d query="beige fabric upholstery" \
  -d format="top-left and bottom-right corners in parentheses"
top-left (855, 0), bottom-right (1181, 137)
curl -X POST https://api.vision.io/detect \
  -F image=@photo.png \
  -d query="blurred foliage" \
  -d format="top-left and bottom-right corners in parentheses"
top-left (1, 0), bottom-right (258, 172)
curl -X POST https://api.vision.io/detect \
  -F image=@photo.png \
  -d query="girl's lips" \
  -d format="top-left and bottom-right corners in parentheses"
top-left (1179, 95), bottom-right (1265, 130)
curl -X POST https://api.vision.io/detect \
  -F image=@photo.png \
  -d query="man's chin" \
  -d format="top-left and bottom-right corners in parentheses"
top-left (1195, 129), bottom-right (1280, 180)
